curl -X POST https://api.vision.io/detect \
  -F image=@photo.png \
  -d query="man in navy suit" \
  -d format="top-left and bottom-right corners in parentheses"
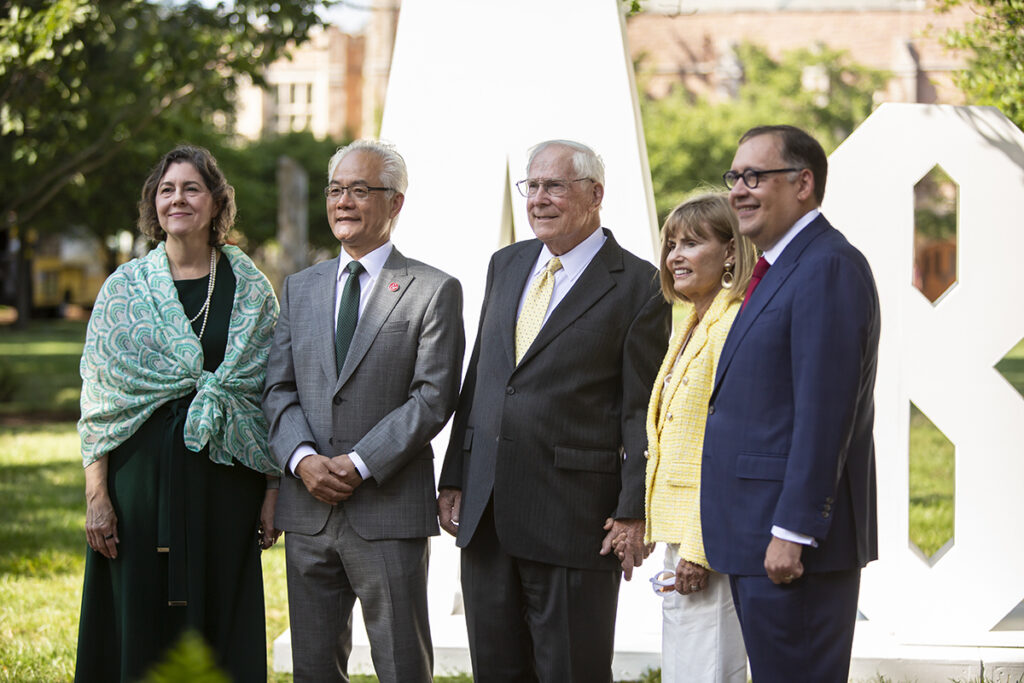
top-left (701, 125), bottom-right (879, 682)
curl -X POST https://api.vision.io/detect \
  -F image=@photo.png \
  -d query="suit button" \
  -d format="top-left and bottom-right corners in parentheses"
top-left (333, 395), bottom-right (343, 405)
top-left (328, 437), bottom-right (334, 446)
top-left (643, 450), bottom-right (649, 459)
top-left (666, 412), bottom-right (673, 421)
top-left (506, 386), bottom-right (515, 395)
top-left (681, 376), bottom-right (689, 385)
top-left (821, 511), bottom-right (830, 518)
top-left (708, 405), bottom-right (715, 415)
top-left (823, 503), bottom-right (832, 511)
top-left (825, 496), bottom-right (834, 504)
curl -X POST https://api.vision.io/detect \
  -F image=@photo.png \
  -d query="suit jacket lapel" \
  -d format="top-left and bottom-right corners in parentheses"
top-left (515, 229), bottom-right (619, 368)
top-left (498, 243), bottom-right (542, 368)
top-left (314, 257), bottom-right (342, 383)
top-left (712, 216), bottom-right (830, 398)
top-left (336, 247), bottom-right (413, 390)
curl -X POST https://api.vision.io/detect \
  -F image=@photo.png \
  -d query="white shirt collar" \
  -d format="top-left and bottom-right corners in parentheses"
top-left (532, 227), bottom-right (606, 284)
top-left (763, 209), bottom-right (820, 265)
top-left (337, 241), bottom-right (393, 283)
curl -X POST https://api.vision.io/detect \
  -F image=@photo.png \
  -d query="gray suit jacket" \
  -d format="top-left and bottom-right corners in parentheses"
top-left (263, 246), bottom-right (465, 539)
top-left (438, 230), bottom-right (670, 570)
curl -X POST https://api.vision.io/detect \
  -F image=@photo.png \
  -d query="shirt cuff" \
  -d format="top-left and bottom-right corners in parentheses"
top-left (288, 443), bottom-right (318, 476)
top-left (771, 525), bottom-right (819, 547)
top-left (348, 451), bottom-right (371, 480)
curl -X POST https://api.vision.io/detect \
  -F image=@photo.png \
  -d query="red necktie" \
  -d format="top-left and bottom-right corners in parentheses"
top-left (741, 256), bottom-right (770, 311)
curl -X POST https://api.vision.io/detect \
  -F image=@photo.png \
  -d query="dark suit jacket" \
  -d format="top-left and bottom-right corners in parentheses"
top-left (263, 246), bottom-right (465, 539)
top-left (701, 214), bottom-right (880, 576)
top-left (438, 229), bottom-right (670, 571)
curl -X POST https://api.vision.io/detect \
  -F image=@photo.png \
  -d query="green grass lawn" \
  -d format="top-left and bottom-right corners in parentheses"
top-left (0, 319), bottom-right (87, 417)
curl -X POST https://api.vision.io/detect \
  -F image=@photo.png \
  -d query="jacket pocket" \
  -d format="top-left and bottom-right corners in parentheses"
top-left (735, 452), bottom-right (787, 481)
top-left (379, 320), bottom-right (410, 334)
top-left (462, 427), bottom-right (474, 451)
top-left (665, 462), bottom-right (700, 487)
top-left (554, 446), bottom-right (619, 474)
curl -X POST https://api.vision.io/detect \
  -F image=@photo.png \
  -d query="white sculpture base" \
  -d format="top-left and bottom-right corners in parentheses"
top-left (273, 621), bottom-right (1024, 681)
top-left (850, 621), bottom-right (1024, 682)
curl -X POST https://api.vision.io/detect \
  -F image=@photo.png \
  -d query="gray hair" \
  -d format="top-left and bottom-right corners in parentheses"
top-left (327, 139), bottom-right (409, 195)
top-left (527, 139), bottom-right (606, 187)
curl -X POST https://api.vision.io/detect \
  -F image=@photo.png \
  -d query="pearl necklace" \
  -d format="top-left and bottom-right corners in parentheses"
top-left (187, 247), bottom-right (217, 341)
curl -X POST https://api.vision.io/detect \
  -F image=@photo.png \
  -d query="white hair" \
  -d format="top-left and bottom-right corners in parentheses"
top-left (327, 139), bottom-right (409, 195)
top-left (527, 139), bottom-right (605, 186)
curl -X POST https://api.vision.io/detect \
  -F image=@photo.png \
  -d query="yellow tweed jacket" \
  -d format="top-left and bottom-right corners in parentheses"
top-left (644, 289), bottom-right (740, 567)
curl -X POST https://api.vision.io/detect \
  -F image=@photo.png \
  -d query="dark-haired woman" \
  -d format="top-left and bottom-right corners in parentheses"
top-left (74, 145), bottom-right (280, 682)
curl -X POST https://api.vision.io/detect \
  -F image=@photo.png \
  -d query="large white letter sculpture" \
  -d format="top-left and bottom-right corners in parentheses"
top-left (825, 104), bottom-right (1024, 671)
top-left (380, 0), bottom-right (662, 676)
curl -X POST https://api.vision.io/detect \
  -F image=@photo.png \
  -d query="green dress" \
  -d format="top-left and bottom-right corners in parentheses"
top-left (75, 254), bottom-right (268, 683)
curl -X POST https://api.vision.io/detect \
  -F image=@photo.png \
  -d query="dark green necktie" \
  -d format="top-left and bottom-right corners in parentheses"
top-left (335, 260), bottom-right (364, 375)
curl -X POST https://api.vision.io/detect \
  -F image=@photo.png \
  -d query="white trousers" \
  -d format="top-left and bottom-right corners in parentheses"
top-left (660, 544), bottom-right (748, 683)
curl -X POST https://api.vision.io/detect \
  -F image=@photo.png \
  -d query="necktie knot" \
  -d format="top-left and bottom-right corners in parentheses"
top-left (751, 256), bottom-right (770, 280)
top-left (545, 257), bottom-right (563, 276)
top-left (741, 256), bottom-right (770, 311)
top-left (346, 260), bottom-right (364, 276)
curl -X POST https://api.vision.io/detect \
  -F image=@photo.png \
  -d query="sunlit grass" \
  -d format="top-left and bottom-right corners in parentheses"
top-left (908, 405), bottom-right (955, 560)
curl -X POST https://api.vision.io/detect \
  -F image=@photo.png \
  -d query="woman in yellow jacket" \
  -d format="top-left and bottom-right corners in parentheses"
top-left (645, 192), bottom-right (756, 683)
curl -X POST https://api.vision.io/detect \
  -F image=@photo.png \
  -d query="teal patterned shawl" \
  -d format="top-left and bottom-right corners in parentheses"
top-left (79, 243), bottom-right (282, 475)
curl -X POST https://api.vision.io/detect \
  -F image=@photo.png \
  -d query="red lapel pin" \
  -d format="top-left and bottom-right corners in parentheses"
top-left (389, 282), bottom-right (400, 292)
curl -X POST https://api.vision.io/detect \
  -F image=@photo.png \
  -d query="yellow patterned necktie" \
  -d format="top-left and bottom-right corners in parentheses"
top-left (515, 257), bottom-right (563, 364)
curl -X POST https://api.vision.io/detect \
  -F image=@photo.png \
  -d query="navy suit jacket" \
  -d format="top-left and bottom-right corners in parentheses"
top-left (701, 214), bottom-right (880, 576)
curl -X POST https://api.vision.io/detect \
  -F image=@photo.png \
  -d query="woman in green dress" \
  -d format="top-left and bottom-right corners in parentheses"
top-left (75, 145), bottom-right (281, 682)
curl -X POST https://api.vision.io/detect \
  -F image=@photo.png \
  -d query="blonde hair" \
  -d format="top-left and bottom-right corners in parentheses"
top-left (657, 191), bottom-right (756, 304)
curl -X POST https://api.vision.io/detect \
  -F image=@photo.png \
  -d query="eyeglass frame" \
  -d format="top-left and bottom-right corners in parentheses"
top-left (515, 177), bottom-right (593, 198)
top-left (722, 167), bottom-right (802, 190)
top-left (324, 183), bottom-right (393, 201)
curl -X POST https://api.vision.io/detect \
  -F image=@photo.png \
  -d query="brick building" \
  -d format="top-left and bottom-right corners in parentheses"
top-left (235, 26), bottom-right (365, 140)
top-left (628, 0), bottom-right (973, 104)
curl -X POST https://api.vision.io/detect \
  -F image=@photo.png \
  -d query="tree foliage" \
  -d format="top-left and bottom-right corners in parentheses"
top-left (0, 0), bottom-right (330, 233)
top-left (641, 43), bottom-right (887, 221)
top-left (214, 132), bottom-right (349, 250)
top-left (937, 0), bottom-right (1024, 130)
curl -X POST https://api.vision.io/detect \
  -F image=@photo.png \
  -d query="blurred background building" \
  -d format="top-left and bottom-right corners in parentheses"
top-left (230, 0), bottom-right (972, 142)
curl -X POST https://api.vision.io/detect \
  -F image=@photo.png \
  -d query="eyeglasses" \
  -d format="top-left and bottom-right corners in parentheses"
top-left (722, 168), bottom-right (801, 190)
top-left (515, 177), bottom-right (592, 198)
top-left (324, 183), bottom-right (392, 201)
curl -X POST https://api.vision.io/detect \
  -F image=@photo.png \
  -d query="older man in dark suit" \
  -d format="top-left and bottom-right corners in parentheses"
top-left (701, 125), bottom-right (880, 682)
top-left (437, 139), bottom-right (670, 683)
top-left (263, 139), bottom-right (465, 683)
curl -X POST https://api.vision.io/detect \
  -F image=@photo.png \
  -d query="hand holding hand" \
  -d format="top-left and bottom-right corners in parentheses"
top-left (674, 558), bottom-right (709, 595)
top-left (437, 488), bottom-right (462, 537)
top-left (331, 453), bottom-right (365, 490)
top-left (764, 536), bottom-right (804, 585)
top-left (600, 518), bottom-right (646, 581)
top-left (296, 453), bottom-right (355, 505)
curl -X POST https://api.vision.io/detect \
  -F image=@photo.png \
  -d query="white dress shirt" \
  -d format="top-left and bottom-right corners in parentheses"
top-left (287, 241), bottom-right (395, 480)
top-left (516, 226), bottom-right (607, 324)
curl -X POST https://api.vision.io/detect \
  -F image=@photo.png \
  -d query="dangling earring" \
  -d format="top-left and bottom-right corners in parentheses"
top-left (721, 261), bottom-right (735, 289)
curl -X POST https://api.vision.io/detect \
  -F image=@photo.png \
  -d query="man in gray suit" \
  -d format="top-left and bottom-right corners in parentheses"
top-left (263, 139), bottom-right (465, 683)
top-left (437, 140), bottom-right (670, 682)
